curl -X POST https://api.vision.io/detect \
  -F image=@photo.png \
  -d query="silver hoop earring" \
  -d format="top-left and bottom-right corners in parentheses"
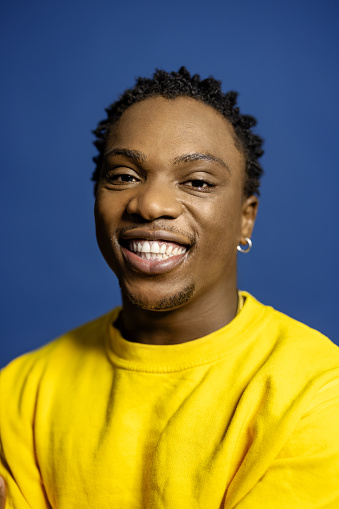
top-left (237, 237), bottom-right (252, 254)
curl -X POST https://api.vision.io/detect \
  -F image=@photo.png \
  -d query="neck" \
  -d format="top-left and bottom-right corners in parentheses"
top-left (118, 281), bottom-right (239, 345)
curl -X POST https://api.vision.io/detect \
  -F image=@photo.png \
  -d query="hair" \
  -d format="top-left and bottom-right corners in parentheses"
top-left (92, 66), bottom-right (264, 196)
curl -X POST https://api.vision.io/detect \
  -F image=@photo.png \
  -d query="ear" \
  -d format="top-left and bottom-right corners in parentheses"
top-left (240, 195), bottom-right (259, 244)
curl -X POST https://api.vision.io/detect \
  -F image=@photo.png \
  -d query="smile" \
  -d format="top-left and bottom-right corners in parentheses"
top-left (119, 230), bottom-right (191, 276)
top-left (127, 240), bottom-right (187, 261)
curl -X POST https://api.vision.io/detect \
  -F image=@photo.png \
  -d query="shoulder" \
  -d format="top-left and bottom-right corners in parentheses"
top-left (268, 303), bottom-right (339, 364)
top-left (243, 291), bottom-right (338, 357)
top-left (241, 293), bottom-right (339, 396)
top-left (235, 296), bottom-right (339, 469)
top-left (0, 308), bottom-right (119, 396)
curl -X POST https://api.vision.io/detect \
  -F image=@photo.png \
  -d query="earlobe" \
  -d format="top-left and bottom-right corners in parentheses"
top-left (240, 195), bottom-right (259, 243)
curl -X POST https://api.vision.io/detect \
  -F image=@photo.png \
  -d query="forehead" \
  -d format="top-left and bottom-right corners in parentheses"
top-left (107, 96), bottom-right (245, 169)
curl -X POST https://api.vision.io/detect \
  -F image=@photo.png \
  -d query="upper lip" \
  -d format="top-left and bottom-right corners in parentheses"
top-left (120, 228), bottom-right (192, 247)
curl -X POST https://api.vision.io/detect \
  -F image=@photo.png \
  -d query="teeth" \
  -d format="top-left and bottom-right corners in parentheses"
top-left (142, 241), bottom-right (150, 253)
top-left (128, 239), bottom-right (187, 261)
top-left (150, 242), bottom-right (160, 253)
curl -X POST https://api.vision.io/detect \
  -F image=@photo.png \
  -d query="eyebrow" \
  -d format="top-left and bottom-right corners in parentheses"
top-left (103, 148), bottom-right (146, 164)
top-left (104, 147), bottom-right (230, 173)
top-left (172, 153), bottom-right (230, 173)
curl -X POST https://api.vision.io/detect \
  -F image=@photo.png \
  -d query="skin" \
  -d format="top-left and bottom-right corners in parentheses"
top-left (0, 476), bottom-right (5, 509)
top-left (94, 96), bottom-right (258, 345)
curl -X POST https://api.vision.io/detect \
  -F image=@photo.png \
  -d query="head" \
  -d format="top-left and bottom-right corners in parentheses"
top-left (93, 68), bottom-right (264, 313)
top-left (92, 67), bottom-right (264, 198)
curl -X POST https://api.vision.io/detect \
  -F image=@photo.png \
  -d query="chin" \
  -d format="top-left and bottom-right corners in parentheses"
top-left (120, 282), bottom-right (196, 311)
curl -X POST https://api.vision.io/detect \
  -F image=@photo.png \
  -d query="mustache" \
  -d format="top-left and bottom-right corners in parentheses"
top-left (117, 223), bottom-right (196, 246)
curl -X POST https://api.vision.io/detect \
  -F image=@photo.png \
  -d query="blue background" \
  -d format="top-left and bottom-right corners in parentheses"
top-left (1, 0), bottom-right (338, 367)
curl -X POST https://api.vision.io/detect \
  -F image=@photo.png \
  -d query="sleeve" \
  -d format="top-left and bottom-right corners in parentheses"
top-left (233, 379), bottom-right (339, 508)
top-left (0, 359), bottom-right (51, 509)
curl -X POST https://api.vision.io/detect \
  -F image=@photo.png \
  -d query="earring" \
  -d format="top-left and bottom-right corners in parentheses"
top-left (237, 237), bottom-right (252, 254)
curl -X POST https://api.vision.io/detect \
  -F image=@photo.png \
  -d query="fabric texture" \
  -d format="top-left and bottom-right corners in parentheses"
top-left (1, 292), bottom-right (339, 508)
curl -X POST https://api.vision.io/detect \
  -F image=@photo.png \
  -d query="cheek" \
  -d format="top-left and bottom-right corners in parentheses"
top-left (94, 196), bottom-right (117, 253)
top-left (198, 196), bottom-right (242, 241)
top-left (94, 192), bottom-right (121, 232)
top-left (94, 203), bottom-right (122, 275)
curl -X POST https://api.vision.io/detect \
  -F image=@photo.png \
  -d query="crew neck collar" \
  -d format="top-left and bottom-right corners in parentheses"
top-left (105, 292), bottom-right (267, 373)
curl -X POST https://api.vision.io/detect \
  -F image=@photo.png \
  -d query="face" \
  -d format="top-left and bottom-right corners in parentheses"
top-left (94, 96), bottom-right (257, 311)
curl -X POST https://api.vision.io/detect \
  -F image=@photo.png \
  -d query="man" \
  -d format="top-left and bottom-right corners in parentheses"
top-left (1, 67), bottom-right (339, 508)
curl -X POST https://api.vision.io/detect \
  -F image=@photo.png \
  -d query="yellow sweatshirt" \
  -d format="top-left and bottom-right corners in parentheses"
top-left (1, 292), bottom-right (339, 508)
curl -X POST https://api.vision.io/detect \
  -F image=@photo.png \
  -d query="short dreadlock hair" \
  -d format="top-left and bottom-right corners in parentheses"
top-left (92, 66), bottom-right (264, 196)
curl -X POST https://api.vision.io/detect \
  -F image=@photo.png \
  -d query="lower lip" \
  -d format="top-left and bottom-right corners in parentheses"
top-left (121, 247), bottom-right (188, 275)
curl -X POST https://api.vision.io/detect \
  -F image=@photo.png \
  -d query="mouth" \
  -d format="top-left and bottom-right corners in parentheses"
top-left (126, 239), bottom-right (187, 261)
top-left (119, 229), bottom-right (191, 275)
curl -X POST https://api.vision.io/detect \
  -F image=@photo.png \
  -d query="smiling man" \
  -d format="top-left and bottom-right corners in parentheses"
top-left (1, 68), bottom-right (339, 508)
top-left (94, 94), bottom-right (258, 338)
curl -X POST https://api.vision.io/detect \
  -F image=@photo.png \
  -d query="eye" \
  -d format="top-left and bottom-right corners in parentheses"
top-left (110, 174), bottom-right (138, 182)
top-left (104, 170), bottom-right (140, 185)
top-left (184, 179), bottom-right (214, 190)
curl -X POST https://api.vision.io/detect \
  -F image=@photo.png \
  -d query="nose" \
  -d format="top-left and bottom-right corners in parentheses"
top-left (126, 180), bottom-right (182, 221)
